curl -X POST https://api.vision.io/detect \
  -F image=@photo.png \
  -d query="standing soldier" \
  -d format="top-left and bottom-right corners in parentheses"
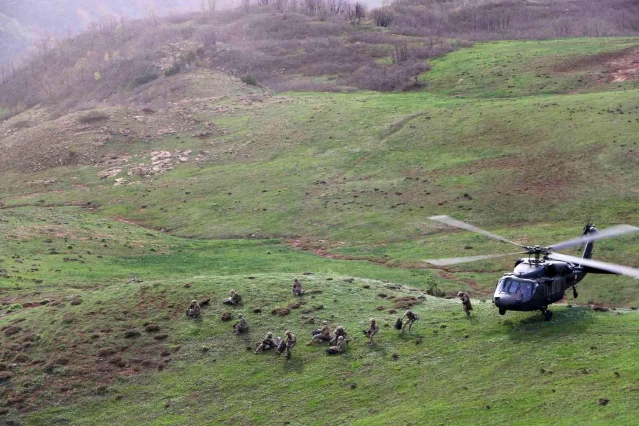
top-left (283, 330), bottom-right (296, 359)
top-left (402, 309), bottom-right (418, 333)
top-left (307, 320), bottom-right (331, 345)
top-left (458, 292), bottom-right (473, 317)
top-left (292, 278), bottom-right (304, 296)
top-left (326, 336), bottom-right (346, 355)
top-left (186, 300), bottom-right (201, 319)
top-left (329, 325), bottom-right (348, 345)
top-left (233, 312), bottom-right (249, 334)
top-left (364, 318), bottom-right (379, 345)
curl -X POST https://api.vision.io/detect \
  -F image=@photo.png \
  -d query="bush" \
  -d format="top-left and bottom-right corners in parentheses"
top-left (77, 110), bottom-right (109, 124)
top-left (132, 71), bottom-right (159, 88)
top-left (241, 74), bottom-right (258, 86)
top-left (164, 63), bottom-right (181, 77)
top-left (7, 303), bottom-right (23, 312)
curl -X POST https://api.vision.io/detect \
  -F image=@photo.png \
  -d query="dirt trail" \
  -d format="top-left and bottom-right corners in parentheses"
top-left (286, 238), bottom-right (489, 295)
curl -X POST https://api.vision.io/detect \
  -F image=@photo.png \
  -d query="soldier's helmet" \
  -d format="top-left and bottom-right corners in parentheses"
top-left (231, 289), bottom-right (236, 294)
top-left (237, 313), bottom-right (243, 318)
top-left (457, 292), bottom-right (464, 297)
top-left (322, 320), bottom-right (328, 325)
top-left (285, 330), bottom-right (291, 335)
top-left (336, 326), bottom-right (344, 331)
top-left (370, 318), bottom-right (375, 322)
top-left (191, 300), bottom-right (197, 304)
top-left (267, 332), bottom-right (273, 338)
top-left (338, 336), bottom-right (344, 340)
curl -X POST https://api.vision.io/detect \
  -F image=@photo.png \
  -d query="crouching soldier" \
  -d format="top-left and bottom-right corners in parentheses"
top-left (458, 292), bottom-right (473, 317)
top-left (402, 309), bottom-right (418, 333)
top-left (223, 289), bottom-right (242, 306)
top-left (292, 278), bottom-right (304, 296)
top-left (326, 336), bottom-right (346, 355)
top-left (329, 326), bottom-right (348, 345)
top-left (233, 313), bottom-right (249, 334)
top-left (255, 332), bottom-right (276, 353)
top-left (307, 321), bottom-right (331, 345)
top-left (186, 300), bottom-right (200, 319)
top-left (364, 318), bottom-right (379, 345)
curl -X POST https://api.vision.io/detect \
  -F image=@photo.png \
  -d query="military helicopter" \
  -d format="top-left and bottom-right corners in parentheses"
top-left (424, 216), bottom-right (639, 321)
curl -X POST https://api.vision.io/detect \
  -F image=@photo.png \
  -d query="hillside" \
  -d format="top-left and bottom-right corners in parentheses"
top-left (0, 3), bottom-right (639, 425)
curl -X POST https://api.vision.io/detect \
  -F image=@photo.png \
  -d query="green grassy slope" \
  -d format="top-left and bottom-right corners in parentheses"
top-left (0, 38), bottom-right (638, 424)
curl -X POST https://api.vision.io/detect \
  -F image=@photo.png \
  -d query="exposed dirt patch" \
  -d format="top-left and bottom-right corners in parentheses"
top-left (553, 47), bottom-right (639, 83)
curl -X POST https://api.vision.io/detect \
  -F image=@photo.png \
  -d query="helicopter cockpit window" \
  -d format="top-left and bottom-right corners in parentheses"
top-left (498, 278), bottom-right (534, 296)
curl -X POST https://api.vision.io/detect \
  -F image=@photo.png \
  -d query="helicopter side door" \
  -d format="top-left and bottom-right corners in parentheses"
top-left (547, 276), bottom-right (566, 303)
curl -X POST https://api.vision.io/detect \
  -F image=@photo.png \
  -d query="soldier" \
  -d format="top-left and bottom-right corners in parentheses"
top-left (292, 278), bottom-right (304, 296)
top-left (284, 330), bottom-right (296, 359)
top-left (402, 309), bottom-right (418, 333)
top-left (186, 300), bottom-right (200, 319)
top-left (326, 336), bottom-right (346, 355)
top-left (233, 312), bottom-right (249, 334)
top-left (223, 289), bottom-right (242, 306)
top-left (307, 320), bottom-right (331, 345)
top-left (255, 332), bottom-right (276, 353)
top-left (364, 318), bottom-right (379, 345)
top-left (329, 325), bottom-right (348, 345)
top-left (458, 292), bottom-right (473, 317)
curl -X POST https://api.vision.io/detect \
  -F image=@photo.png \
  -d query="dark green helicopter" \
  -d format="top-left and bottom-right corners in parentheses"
top-left (424, 216), bottom-right (639, 321)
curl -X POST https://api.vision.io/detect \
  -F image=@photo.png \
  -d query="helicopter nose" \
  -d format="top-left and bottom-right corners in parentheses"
top-left (494, 294), bottom-right (525, 309)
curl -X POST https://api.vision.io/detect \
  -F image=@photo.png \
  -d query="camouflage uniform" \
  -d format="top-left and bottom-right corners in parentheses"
top-left (366, 318), bottom-right (379, 344)
top-left (402, 309), bottom-right (417, 333)
top-left (234, 313), bottom-right (249, 334)
top-left (307, 321), bottom-right (331, 345)
top-left (255, 332), bottom-right (276, 353)
top-left (458, 292), bottom-right (472, 316)
top-left (329, 326), bottom-right (347, 345)
top-left (224, 289), bottom-right (241, 306)
top-left (292, 279), bottom-right (303, 296)
top-left (186, 300), bottom-right (201, 318)
top-left (284, 330), bottom-right (296, 359)
top-left (327, 336), bottom-right (346, 355)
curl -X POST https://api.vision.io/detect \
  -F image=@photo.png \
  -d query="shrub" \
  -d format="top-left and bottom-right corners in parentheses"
top-left (241, 74), bottom-right (258, 86)
top-left (7, 303), bottom-right (23, 312)
top-left (164, 63), bottom-right (181, 77)
top-left (132, 71), bottom-right (159, 88)
top-left (77, 110), bottom-right (109, 124)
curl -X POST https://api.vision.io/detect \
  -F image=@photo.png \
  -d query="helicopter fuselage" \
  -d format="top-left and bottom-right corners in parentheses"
top-left (493, 259), bottom-right (585, 315)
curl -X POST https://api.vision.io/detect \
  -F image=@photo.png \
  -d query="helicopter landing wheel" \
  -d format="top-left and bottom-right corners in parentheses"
top-left (498, 309), bottom-right (506, 316)
top-left (544, 310), bottom-right (553, 321)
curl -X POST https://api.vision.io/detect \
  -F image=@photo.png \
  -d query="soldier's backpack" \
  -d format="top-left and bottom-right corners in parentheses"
top-left (394, 318), bottom-right (403, 330)
top-left (311, 329), bottom-right (321, 336)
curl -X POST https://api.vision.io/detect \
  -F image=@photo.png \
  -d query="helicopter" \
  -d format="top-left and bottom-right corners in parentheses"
top-left (424, 216), bottom-right (639, 321)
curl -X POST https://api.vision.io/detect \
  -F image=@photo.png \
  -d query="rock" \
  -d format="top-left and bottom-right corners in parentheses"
top-left (4, 326), bottom-right (21, 336)
top-left (221, 312), bottom-right (232, 321)
top-left (0, 363), bottom-right (6, 370)
top-left (614, 371), bottom-right (620, 377)
top-left (252, 308), bottom-right (262, 313)
top-left (598, 398), bottom-right (609, 406)
top-left (164, 400), bottom-right (171, 408)
top-left (13, 354), bottom-right (29, 363)
top-left (0, 371), bottom-right (13, 382)
top-left (70, 298), bottom-right (82, 306)
top-left (40, 299), bottom-right (51, 305)
top-left (145, 324), bottom-right (160, 332)
top-left (377, 293), bottom-right (387, 298)
top-left (124, 329), bottom-right (141, 338)
top-left (154, 334), bottom-right (168, 341)
top-left (97, 347), bottom-right (117, 357)
top-left (272, 307), bottom-right (291, 316)
top-left (161, 351), bottom-right (171, 357)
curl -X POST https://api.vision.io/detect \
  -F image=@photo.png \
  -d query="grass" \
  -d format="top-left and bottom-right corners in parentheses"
top-left (0, 37), bottom-right (638, 424)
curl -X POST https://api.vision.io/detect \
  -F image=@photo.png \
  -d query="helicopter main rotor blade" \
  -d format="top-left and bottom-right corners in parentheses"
top-left (547, 253), bottom-right (639, 279)
top-left (428, 215), bottom-right (526, 248)
top-left (424, 252), bottom-right (525, 266)
top-left (548, 225), bottom-right (639, 252)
